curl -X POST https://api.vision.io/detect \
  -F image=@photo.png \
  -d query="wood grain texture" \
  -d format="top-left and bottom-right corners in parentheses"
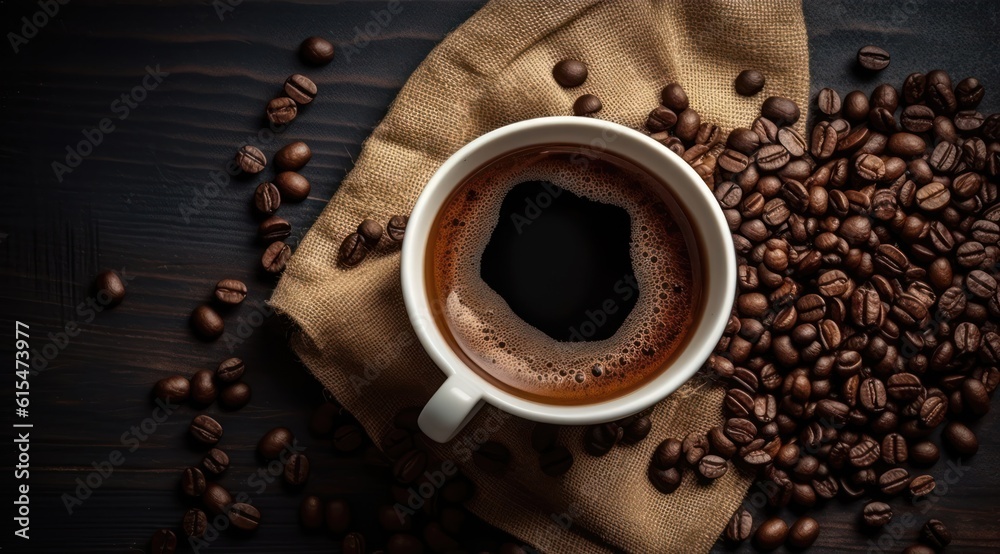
top-left (0, 0), bottom-right (998, 552)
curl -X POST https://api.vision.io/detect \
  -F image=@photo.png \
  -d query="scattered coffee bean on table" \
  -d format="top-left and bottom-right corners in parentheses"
top-left (266, 97), bottom-right (297, 125)
top-left (189, 414), bottom-right (223, 446)
top-left (787, 516), bottom-right (820, 549)
top-left (299, 495), bottom-right (324, 530)
top-left (386, 215), bottom-right (409, 242)
top-left (180, 466), bottom-right (206, 497)
top-left (283, 452), bottom-right (310, 485)
top-left (552, 59), bottom-right (588, 88)
top-left (921, 519), bottom-right (951, 550)
top-left (94, 269), bottom-right (126, 307)
top-left (754, 517), bottom-right (788, 551)
top-left (202, 447), bottom-right (230, 476)
top-left (215, 357), bottom-right (245, 383)
top-left (153, 375), bottom-right (190, 403)
top-left (203, 482), bottom-right (232, 515)
top-left (338, 232), bottom-right (369, 267)
top-left (182, 507), bottom-right (208, 538)
top-left (190, 369), bottom-right (217, 406)
top-left (228, 502), bottom-right (261, 532)
top-left (235, 145), bottom-right (266, 174)
top-left (572, 93), bottom-right (602, 116)
top-left (274, 171), bottom-right (311, 201)
top-left (190, 305), bottom-right (224, 340)
top-left (274, 140), bottom-right (312, 171)
top-left (214, 278), bottom-right (247, 305)
top-left (300, 36), bottom-right (335, 65)
top-left (258, 215), bottom-right (292, 243)
top-left (857, 45), bottom-right (891, 71)
top-left (284, 74), bottom-right (318, 104)
top-left (863, 501), bottom-right (892, 527)
top-left (150, 528), bottom-right (177, 554)
top-left (724, 507), bottom-right (752, 543)
top-left (219, 381), bottom-right (251, 410)
top-left (261, 241), bottom-right (291, 273)
top-left (735, 69), bottom-right (765, 96)
top-left (258, 427), bottom-right (294, 459)
top-left (254, 182), bottom-right (281, 215)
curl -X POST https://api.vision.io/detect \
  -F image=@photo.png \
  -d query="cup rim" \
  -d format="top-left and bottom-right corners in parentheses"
top-left (401, 116), bottom-right (735, 424)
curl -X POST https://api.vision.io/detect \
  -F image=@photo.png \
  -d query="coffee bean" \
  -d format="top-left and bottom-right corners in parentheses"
top-left (754, 517), bottom-right (789, 551)
top-left (967, 269), bottom-right (997, 297)
top-left (651, 438), bottom-right (682, 469)
top-left (202, 482), bottom-right (232, 515)
top-left (358, 219), bottom-right (383, 247)
top-left (264, 98), bottom-right (298, 127)
top-left (202, 448), bottom-right (229, 476)
top-left (645, 106), bottom-right (678, 132)
top-left (916, 182), bottom-right (951, 211)
top-left (777, 127), bottom-right (806, 157)
top-left (881, 433), bottom-right (908, 465)
top-left (863, 501), bottom-right (893, 527)
top-left (735, 69), bottom-right (765, 96)
top-left (190, 369), bottom-right (217, 406)
top-left (299, 495), bottom-right (324, 529)
top-left (675, 109), bottom-right (701, 142)
top-left (572, 94), bottom-right (602, 116)
top-left (921, 519), bottom-right (951, 550)
top-left (228, 502), bottom-right (260, 532)
top-left (909, 474), bottom-right (936, 497)
top-left (182, 508), bottom-right (208, 538)
top-left (539, 445), bottom-right (573, 476)
top-left (342, 532), bottom-right (367, 554)
top-left (788, 516), bottom-right (820, 549)
top-left (274, 141), bottom-right (311, 171)
top-left (660, 83), bottom-right (689, 111)
top-left (879, 467), bottom-right (911, 495)
top-left (697, 454), bottom-right (728, 479)
top-left (339, 232), bottom-right (369, 267)
top-left (682, 430), bottom-right (711, 465)
top-left (909, 441), bottom-right (940, 466)
top-left (219, 382), bottom-right (251, 410)
top-left (181, 466), bottom-right (206, 497)
top-left (904, 545), bottom-right (936, 554)
top-left (258, 427), bottom-right (294, 459)
top-left (214, 278), bottom-right (247, 305)
top-left (962, 378), bottom-right (990, 416)
top-left (153, 375), bottom-right (190, 403)
top-left (284, 74), bottom-right (317, 104)
top-left (621, 416), bottom-right (652, 444)
top-left (300, 36), bottom-right (335, 65)
top-left (943, 421), bottom-right (978, 455)
top-left (816, 87), bottom-right (842, 115)
top-left (552, 59), bottom-right (588, 87)
top-left (473, 441), bottom-right (510, 473)
top-left (647, 465), bottom-right (681, 494)
top-left (189, 415), bottom-right (223, 446)
top-left (393, 449), bottom-right (428, 483)
top-left (150, 528), bottom-right (177, 554)
top-left (261, 241), bottom-right (291, 273)
top-left (274, 171), bottom-right (311, 202)
top-left (333, 423), bottom-right (364, 452)
top-left (756, 143), bottom-right (790, 171)
top-left (724, 507), bottom-right (752, 543)
top-left (761, 96), bottom-right (800, 125)
top-left (849, 437), bottom-right (880, 467)
top-left (283, 452), bottom-right (310, 485)
top-left (919, 395), bottom-right (947, 427)
top-left (325, 499), bottom-right (351, 533)
top-left (215, 357), bottom-right (245, 383)
top-left (584, 422), bottom-right (622, 456)
top-left (94, 270), bottom-right (126, 307)
top-left (190, 305), bottom-right (224, 340)
top-left (857, 45), bottom-right (890, 71)
top-left (724, 418), bottom-right (757, 445)
top-left (235, 145), bottom-right (266, 174)
top-left (718, 149), bottom-right (750, 173)
top-left (258, 214), bottom-right (294, 243)
top-left (254, 182), bottom-right (281, 215)
top-left (387, 215), bottom-right (408, 242)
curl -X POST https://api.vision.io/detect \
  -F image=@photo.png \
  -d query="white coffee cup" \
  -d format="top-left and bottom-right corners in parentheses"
top-left (401, 116), bottom-right (736, 443)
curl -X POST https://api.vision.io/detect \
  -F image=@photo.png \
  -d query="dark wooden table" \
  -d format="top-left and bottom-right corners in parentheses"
top-left (1, 1), bottom-right (998, 552)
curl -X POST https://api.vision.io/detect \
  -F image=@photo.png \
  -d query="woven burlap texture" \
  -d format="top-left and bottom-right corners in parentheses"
top-left (270, 0), bottom-right (809, 551)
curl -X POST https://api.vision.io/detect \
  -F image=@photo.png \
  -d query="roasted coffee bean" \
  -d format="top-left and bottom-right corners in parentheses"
top-left (921, 519), bottom-right (951, 550)
top-left (919, 395), bottom-right (947, 427)
top-left (191, 305), bottom-right (224, 339)
top-left (393, 449), bottom-right (427, 483)
top-left (219, 382), bottom-right (251, 410)
top-left (342, 532), bottom-right (367, 554)
top-left (299, 495), bottom-right (324, 529)
top-left (552, 59), bottom-right (588, 87)
top-left (943, 421), bottom-right (978, 455)
top-left (258, 427), bottom-right (294, 459)
top-left (651, 438), bottom-right (683, 469)
top-left (94, 269), bottom-right (126, 306)
top-left (284, 74), bottom-right (317, 104)
top-left (333, 424), bottom-right (364, 452)
top-left (724, 507), bottom-right (752, 543)
top-left (202, 448), bottom-right (229, 476)
top-left (647, 465), bottom-right (681, 494)
top-left (879, 467), bottom-right (911, 495)
top-left (254, 182), bottom-right (281, 215)
top-left (857, 45), bottom-right (890, 71)
top-left (261, 241), bottom-right (291, 273)
top-left (682, 430), bottom-right (710, 465)
top-left (675, 109), bottom-right (701, 142)
top-left (274, 171), bottom-right (310, 202)
top-left (660, 83), bottom-right (689, 111)
top-left (756, 143), bottom-right (790, 171)
top-left (788, 516), bottom-right (820, 549)
top-left (181, 466), bottom-right (206, 497)
top-left (325, 499), bottom-right (351, 533)
top-left (215, 357), bottom-right (245, 383)
top-left (718, 149), bottom-right (750, 173)
top-left (881, 433), bottom-right (908, 465)
top-left (585, 422), bottom-right (622, 456)
top-left (259, 215), bottom-right (292, 243)
top-left (214, 278), bottom-right (247, 305)
top-left (153, 375), bottom-right (190, 403)
top-left (356, 219), bottom-right (384, 248)
top-left (189, 414), bottom-right (223, 446)
top-left (387, 215), bottom-right (408, 242)
top-left (910, 441), bottom-right (940, 466)
top-left (697, 454), bottom-right (728, 479)
top-left (863, 501), bottom-right (893, 527)
top-left (284, 452), bottom-right (310, 485)
top-left (228, 502), bottom-right (260, 532)
top-left (572, 94), bottom-right (602, 116)
top-left (182, 508), bottom-right (208, 538)
top-left (236, 145), bottom-right (266, 174)
top-left (645, 106), bottom-right (677, 132)
top-left (621, 416), bottom-right (652, 444)
top-left (150, 528), bottom-right (177, 554)
top-left (266, 96), bottom-right (297, 125)
top-left (761, 96), bottom-right (800, 125)
top-left (202, 482), bottom-right (232, 515)
top-left (339, 233), bottom-right (369, 267)
top-left (841, 90), bottom-right (869, 122)
top-left (754, 517), bottom-right (789, 551)
top-left (962, 378), bottom-right (990, 416)
top-left (735, 69), bottom-right (765, 96)
top-left (909, 474), bottom-right (936, 497)
top-left (189, 369), bottom-right (217, 406)
top-left (777, 127), bottom-right (806, 157)
top-left (539, 445), bottom-right (573, 476)
top-left (473, 441), bottom-right (510, 473)
top-left (849, 437), bottom-right (880, 467)
top-left (816, 87), bottom-right (842, 115)
top-left (300, 36), bottom-right (335, 65)
top-left (274, 141), bottom-right (311, 171)
top-left (724, 418), bottom-right (757, 445)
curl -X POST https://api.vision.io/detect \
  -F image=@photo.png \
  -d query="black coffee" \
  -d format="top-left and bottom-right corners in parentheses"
top-left (429, 145), bottom-right (703, 404)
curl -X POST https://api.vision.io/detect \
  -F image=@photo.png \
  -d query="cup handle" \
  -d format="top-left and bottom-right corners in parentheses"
top-left (418, 374), bottom-right (485, 443)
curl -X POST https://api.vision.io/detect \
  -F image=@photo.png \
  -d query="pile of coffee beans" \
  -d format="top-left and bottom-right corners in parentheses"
top-left (630, 55), bottom-right (997, 551)
top-left (337, 215), bottom-right (409, 268)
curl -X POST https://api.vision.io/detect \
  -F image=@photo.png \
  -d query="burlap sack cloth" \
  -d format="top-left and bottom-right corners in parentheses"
top-left (271, 1), bottom-right (809, 551)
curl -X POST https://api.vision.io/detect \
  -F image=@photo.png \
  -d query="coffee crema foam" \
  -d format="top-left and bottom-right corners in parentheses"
top-left (430, 148), bottom-right (700, 404)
